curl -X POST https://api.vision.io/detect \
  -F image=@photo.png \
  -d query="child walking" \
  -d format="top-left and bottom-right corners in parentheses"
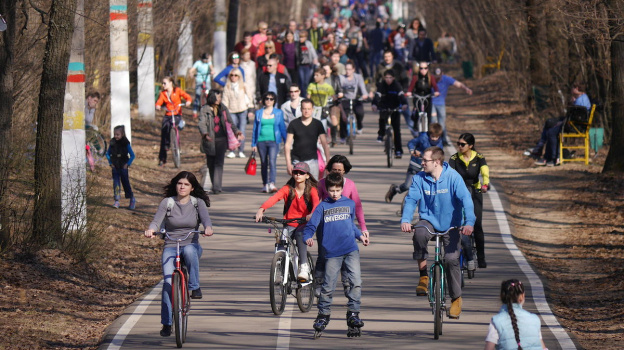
top-left (106, 125), bottom-right (136, 209)
top-left (303, 172), bottom-right (370, 338)
top-left (255, 162), bottom-right (320, 281)
top-left (485, 279), bottom-right (547, 350)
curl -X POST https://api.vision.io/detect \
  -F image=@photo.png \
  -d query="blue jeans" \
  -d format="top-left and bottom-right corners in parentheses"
top-left (161, 243), bottom-right (203, 326)
top-left (112, 167), bottom-right (133, 200)
top-left (369, 49), bottom-right (382, 79)
top-left (402, 107), bottom-right (417, 137)
top-left (230, 110), bottom-right (248, 153)
top-left (194, 84), bottom-right (204, 113)
top-left (298, 65), bottom-right (314, 97)
top-left (432, 104), bottom-right (448, 143)
top-left (257, 140), bottom-right (278, 185)
top-left (317, 250), bottom-right (362, 315)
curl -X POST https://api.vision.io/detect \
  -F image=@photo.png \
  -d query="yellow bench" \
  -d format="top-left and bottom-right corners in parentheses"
top-left (559, 104), bottom-right (596, 165)
top-left (481, 49), bottom-right (504, 76)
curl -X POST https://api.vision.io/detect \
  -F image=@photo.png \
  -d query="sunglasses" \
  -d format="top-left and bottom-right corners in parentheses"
top-left (419, 67), bottom-right (428, 70)
top-left (292, 170), bottom-right (307, 175)
top-left (229, 74), bottom-right (240, 77)
top-left (265, 97), bottom-right (275, 101)
top-left (457, 142), bottom-right (468, 147)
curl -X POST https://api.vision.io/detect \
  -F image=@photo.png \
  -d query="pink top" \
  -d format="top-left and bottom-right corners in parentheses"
top-left (317, 177), bottom-right (368, 231)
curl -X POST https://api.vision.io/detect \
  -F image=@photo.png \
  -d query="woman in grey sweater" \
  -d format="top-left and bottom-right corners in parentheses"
top-left (144, 171), bottom-right (213, 337)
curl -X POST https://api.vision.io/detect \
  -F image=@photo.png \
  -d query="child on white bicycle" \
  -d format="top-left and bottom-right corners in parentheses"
top-left (406, 62), bottom-right (439, 129)
top-left (385, 123), bottom-right (443, 203)
top-left (255, 162), bottom-right (320, 282)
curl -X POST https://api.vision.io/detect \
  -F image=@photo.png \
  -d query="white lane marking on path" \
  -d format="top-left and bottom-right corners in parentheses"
top-left (276, 299), bottom-right (295, 349)
top-left (489, 185), bottom-right (576, 349)
top-left (106, 281), bottom-right (163, 350)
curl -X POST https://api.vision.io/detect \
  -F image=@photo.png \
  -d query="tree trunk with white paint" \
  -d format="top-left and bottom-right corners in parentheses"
top-left (110, 0), bottom-right (132, 141)
top-left (61, 0), bottom-right (87, 231)
top-left (213, 0), bottom-right (227, 74)
top-left (177, 14), bottom-right (193, 82)
top-left (137, 0), bottom-right (155, 120)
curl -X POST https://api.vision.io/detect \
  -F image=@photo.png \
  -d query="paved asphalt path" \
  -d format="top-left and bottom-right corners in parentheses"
top-left (100, 108), bottom-right (577, 349)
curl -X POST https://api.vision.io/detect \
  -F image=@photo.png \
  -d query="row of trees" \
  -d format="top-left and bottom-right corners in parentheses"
top-left (414, 0), bottom-right (623, 172)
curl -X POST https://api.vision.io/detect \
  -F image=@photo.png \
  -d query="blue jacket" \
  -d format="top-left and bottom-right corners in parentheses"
top-left (407, 132), bottom-right (443, 167)
top-left (214, 65), bottom-right (246, 87)
top-left (303, 196), bottom-right (362, 258)
top-left (401, 162), bottom-right (476, 230)
top-left (492, 304), bottom-right (542, 350)
top-left (251, 108), bottom-right (288, 147)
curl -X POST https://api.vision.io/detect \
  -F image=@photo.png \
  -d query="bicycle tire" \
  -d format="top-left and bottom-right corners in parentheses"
top-left (296, 252), bottom-right (315, 312)
top-left (171, 125), bottom-right (181, 168)
top-left (468, 235), bottom-right (477, 279)
top-left (270, 251), bottom-right (288, 315)
top-left (172, 272), bottom-right (185, 348)
top-left (433, 264), bottom-right (443, 340)
top-left (347, 115), bottom-right (355, 155)
top-left (85, 129), bottom-right (107, 160)
top-left (385, 128), bottom-right (393, 168)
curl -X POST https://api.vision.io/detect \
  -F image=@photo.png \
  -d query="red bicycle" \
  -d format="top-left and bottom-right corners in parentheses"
top-left (161, 229), bottom-right (201, 348)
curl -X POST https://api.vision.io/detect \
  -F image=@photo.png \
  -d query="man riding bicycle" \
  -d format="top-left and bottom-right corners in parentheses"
top-left (400, 146), bottom-right (475, 319)
top-left (406, 62), bottom-right (439, 129)
top-left (372, 70), bottom-right (407, 158)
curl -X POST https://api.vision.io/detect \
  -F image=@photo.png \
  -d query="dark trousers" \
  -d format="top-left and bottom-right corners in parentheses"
top-left (112, 167), bottom-right (133, 200)
top-left (472, 190), bottom-right (485, 260)
top-left (205, 136), bottom-right (227, 192)
top-left (341, 100), bottom-right (364, 138)
top-left (378, 110), bottom-right (403, 154)
top-left (159, 115), bottom-right (181, 163)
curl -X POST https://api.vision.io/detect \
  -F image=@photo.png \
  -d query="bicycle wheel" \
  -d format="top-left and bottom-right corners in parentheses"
top-left (385, 128), bottom-right (393, 168)
top-left (468, 236), bottom-right (476, 279)
top-left (85, 129), bottom-right (107, 161)
top-left (296, 252), bottom-right (315, 313)
top-left (172, 272), bottom-right (185, 348)
top-left (170, 126), bottom-right (181, 168)
top-left (270, 251), bottom-right (288, 315)
top-left (347, 115), bottom-right (355, 155)
top-left (433, 264), bottom-right (443, 340)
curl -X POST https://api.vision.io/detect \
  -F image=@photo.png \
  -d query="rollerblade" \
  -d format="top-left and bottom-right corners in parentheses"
top-left (313, 314), bottom-right (330, 339)
top-left (346, 311), bottom-right (364, 337)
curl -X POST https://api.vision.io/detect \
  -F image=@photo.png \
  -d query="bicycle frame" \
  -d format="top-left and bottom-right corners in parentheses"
top-left (268, 220), bottom-right (312, 289)
top-left (428, 233), bottom-right (446, 311)
top-left (410, 94), bottom-right (432, 133)
top-left (161, 230), bottom-right (201, 318)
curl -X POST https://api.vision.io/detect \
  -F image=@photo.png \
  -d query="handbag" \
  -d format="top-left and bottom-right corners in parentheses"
top-left (245, 151), bottom-right (257, 176)
top-left (225, 121), bottom-right (241, 151)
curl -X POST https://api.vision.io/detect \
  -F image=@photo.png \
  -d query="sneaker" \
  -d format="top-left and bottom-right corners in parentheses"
top-left (356, 128), bottom-right (363, 135)
top-left (523, 149), bottom-right (533, 157)
top-left (269, 183), bottom-right (278, 193)
top-left (190, 288), bottom-right (203, 299)
top-left (128, 197), bottom-right (136, 210)
top-left (340, 138), bottom-right (346, 144)
top-left (238, 151), bottom-right (246, 158)
top-left (534, 158), bottom-right (547, 166)
top-left (467, 260), bottom-right (476, 271)
top-left (262, 184), bottom-right (269, 193)
top-left (394, 151), bottom-right (402, 159)
top-left (160, 325), bottom-right (172, 337)
top-left (158, 160), bottom-right (166, 167)
top-left (546, 161), bottom-right (555, 167)
top-left (298, 263), bottom-right (311, 282)
top-left (226, 151), bottom-right (236, 158)
top-left (449, 297), bottom-right (462, 318)
top-left (376, 135), bottom-right (383, 143)
top-left (478, 258), bottom-right (487, 268)
top-left (113, 200), bottom-right (120, 209)
top-left (416, 276), bottom-right (429, 296)
top-left (385, 184), bottom-right (397, 203)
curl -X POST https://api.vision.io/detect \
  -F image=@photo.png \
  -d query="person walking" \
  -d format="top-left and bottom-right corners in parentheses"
top-left (222, 67), bottom-right (254, 159)
top-left (198, 89), bottom-right (244, 194)
top-left (282, 31), bottom-right (299, 85)
top-left (257, 57), bottom-right (291, 107)
top-left (296, 30), bottom-right (319, 97)
top-left (239, 48), bottom-right (257, 107)
top-left (213, 52), bottom-right (245, 87)
top-left (281, 84), bottom-right (303, 126)
top-left (106, 125), bottom-right (136, 209)
top-left (448, 133), bottom-right (490, 268)
top-left (432, 67), bottom-right (472, 145)
top-left (251, 92), bottom-right (288, 193)
top-left (190, 53), bottom-right (213, 118)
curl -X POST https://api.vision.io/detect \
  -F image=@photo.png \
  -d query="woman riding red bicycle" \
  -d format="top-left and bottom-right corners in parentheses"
top-left (144, 171), bottom-right (213, 337)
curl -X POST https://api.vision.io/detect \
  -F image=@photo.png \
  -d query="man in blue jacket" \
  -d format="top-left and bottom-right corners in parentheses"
top-left (400, 146), bottom-right (475, 318)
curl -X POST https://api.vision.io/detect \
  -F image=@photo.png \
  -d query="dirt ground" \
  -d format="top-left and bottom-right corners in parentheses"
top-left (0, 70), bottom-right (622, 349)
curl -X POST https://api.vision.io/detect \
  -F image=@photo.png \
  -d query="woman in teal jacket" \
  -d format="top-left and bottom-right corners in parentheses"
top-left (251, 92), bottom-right (288, 193)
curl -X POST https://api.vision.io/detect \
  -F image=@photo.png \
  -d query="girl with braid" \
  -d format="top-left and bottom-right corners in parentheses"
top-left (485, 279), bottom-right (547, 350)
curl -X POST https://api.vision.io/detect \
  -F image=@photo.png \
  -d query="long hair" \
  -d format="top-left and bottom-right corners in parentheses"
top-left (224, 67), bottom-right (247, 95)
top-left (500, 279), bottom-right (525, 350)
top-left (163, 171), bottom-right (210, 207)
top-left (285, 171), bottom-right (318, 213)
top-left (458, 133), bottom-right (477, 151)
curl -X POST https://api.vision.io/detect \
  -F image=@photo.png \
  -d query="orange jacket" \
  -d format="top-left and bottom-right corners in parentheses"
top-left (156, 87), bottom-right (192, 115)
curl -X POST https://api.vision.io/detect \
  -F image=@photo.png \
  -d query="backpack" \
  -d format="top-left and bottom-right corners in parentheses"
top-left (160, 196), bottom-right (200, 231)
top-left (283, 188), bottom-right (313, 216)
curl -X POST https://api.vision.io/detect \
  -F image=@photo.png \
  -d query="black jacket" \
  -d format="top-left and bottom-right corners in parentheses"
top-left (256, 71), bottom-right (291, 106)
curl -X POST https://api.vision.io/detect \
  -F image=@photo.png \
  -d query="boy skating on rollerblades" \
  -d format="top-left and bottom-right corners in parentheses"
top-left (304, 172), bottom-right (370, 338)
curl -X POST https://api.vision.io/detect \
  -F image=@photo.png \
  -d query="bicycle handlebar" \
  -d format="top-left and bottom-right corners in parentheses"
top-left (408, 94), bottom-right (433, 100)
top-left (411, 225), bottom-right (457, 235)
top-left (160, 229), bottom-right (203, 242)
top-left (258, 216), bottom-right (307, 225)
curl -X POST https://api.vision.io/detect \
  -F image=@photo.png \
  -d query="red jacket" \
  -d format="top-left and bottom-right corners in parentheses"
top-left (261, 185), bottom-right (320, 227)
top-left (155, 87), bottom-right (192, 115)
